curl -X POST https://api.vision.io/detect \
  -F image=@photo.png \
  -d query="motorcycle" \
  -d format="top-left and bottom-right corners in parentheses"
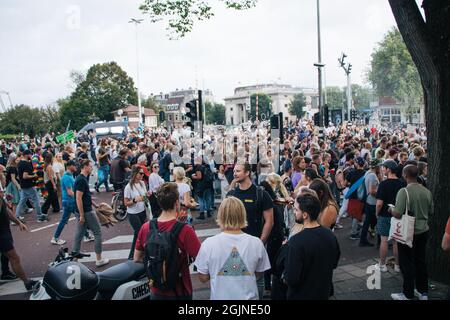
top-left (30, 248), bottom-right (151, 300)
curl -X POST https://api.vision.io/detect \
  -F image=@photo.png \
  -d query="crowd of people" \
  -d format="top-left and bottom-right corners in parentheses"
top-left (0, 119), bottom-right (449, 300)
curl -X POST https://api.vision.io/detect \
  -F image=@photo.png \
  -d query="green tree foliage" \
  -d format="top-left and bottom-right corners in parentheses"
top-left (205, 101), bottom-right (226, 125)
top-left (0, 105), bottom-right (63, 137)
top-left (60, 62), bottom-right (138, 130)
top-left (250, 93), bottom-right (272, 121)
top-left (367, 27), bottom-right (422, 104)
top-left (325, 86), bottom-right (345, 109)
top-left (288, 93), bottom-right (306, 119)
top-left (139, 0), bottom-right (258, 38)
top-left (342, 84), bottom-right (373, 111)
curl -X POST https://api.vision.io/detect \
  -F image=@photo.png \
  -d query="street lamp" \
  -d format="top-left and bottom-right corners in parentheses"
top-left (315, 0), bottom-right (325, 127)
top-left (129, 18), bottom-right (144, 128)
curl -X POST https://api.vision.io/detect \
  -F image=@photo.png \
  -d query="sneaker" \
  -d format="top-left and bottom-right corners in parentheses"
top-left (83, 235), bottom-right (95, 242)
top-left (359, 241), bottom-right (374, 247)
top-left (51, 238), bottom-right (67, 245)
top-left (414, 289), bottom-right (428, 300)
top-left (197, 213), bottom-right (206, 220)
top-left (10, 221), bottom-right (17, 226)
top-left (1, 271), bottom-right (18, 281)
top-left (391, 293), bottom-right (410, 300)
top-left (374, 263), bottom-right (388, 272)
top-left (18, 216), bottom-right (25, 221)
top-left (24, 280), bottom-right (39, 291)
top-left (26, 208), bottom-right (34, 214)
top-left (37, 217), bottom-right (46, 223)
top-left (394, 264), bottom-right (401, 273)
top-left (349, 234), bottom-right (360, 240)
top-left (334, 223), bottom-right (343, 230)
top-left (95, 258), bottom-right (110, 267)
top-left (206, 211), bottom-right (212, 218)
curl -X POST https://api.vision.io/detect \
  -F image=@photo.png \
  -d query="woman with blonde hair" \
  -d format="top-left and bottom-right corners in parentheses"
top-left (173, 166), bottom-right (196, 224)
top-left (194, 197), bottom-right (271, 300)
top-left (5, 153), bottom-right (21, 217)
top-left (53, 153), bottom-right (65, 208)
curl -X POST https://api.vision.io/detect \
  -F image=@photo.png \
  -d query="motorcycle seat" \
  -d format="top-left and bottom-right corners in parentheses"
top-left (97, 260), bottom-right (146, 293)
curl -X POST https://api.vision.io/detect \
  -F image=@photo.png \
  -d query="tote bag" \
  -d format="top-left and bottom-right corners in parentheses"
top-left (389, 188), bottom-right (415, 248)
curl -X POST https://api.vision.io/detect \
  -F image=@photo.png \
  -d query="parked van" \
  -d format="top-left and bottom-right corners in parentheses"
top-left (77, 121), bottom-right (128, 140)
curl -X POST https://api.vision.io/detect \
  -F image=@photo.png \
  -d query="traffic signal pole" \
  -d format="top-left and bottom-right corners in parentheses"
top-left (198, 90), bottom-right (203, 139)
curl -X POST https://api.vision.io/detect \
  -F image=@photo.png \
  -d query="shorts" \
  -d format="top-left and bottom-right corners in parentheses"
top-left (0, 229), bottom-right (14, 253)
top-left (376, 216), bottom-right (391, 237)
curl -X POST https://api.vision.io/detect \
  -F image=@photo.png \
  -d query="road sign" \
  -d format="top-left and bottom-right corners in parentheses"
top-left (56, 130), bottom-right (75, 144)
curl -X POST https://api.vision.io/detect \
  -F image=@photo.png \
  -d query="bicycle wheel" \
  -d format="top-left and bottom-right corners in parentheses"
top-left (112, 195), bottom-right (127, 221)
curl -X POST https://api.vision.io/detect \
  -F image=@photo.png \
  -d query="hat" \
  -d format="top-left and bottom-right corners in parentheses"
top-left (382, 159), bottom-right (398, 171)
top-left (355, 156), bottom-right (365, 166)
top-left (23, 149), bottom-right (32, 156)
top-left (370, 158), bottom-right (382, 168)
top-left (66, 160), bottom-right (77, 167)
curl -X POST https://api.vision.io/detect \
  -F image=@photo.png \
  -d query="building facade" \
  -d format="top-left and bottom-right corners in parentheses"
top-left (224, 84), bottom-right (318, 126)
top-left (152, 88), bottom-right (215, 128)
top-left (373, 97), bottom-right (424, 125)
top-left (113, 105), bottom-right (157, 129)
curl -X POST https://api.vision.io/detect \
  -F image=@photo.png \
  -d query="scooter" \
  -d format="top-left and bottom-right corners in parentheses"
top-left (30, 248), bottom-right (151, 300)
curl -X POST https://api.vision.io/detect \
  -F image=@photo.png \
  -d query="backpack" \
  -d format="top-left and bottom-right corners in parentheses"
top-left (144, 219), bottom-right (187, 292)
top-left (203, 165), bottom-right (214, 184)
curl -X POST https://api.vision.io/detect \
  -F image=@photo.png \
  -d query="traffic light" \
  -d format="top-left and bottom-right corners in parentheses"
top-left (313, 112), bottom-right (320, 126)
top-left (185, 99), bottom-right (198, 130)
top-left (350, 109), bottom-right (357, 121)
top-left (324, 105), bottom-right (330, 127)
top-left (159, 111), bottom-right (165, 123)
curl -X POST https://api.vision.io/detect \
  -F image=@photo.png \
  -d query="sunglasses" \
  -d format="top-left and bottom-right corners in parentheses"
top-left (153, 166), bottom-right (159, 168)
top-left (138, 171), bottom-right (145, 175)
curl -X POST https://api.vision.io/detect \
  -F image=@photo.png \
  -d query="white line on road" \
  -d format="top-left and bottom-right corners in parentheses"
top-left (0, 277), bottom-right (42, 297)
top-left (30, 217), bottom-right (76, 233)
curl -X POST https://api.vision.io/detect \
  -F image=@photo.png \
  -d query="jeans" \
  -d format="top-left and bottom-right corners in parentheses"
top-left (360, 204), bottom-right (377, 244)
top-left (97, 165), bottom-right (110, 192)
top-left (42, 181), bottom-right (60, 215)
top-left (128, 211), bottom-right (147, 260)
top-left (16, 187), bottom-right (43, 218)
top-left (397, 231), bottom-right (428, 299)
top-left (54, 200), bottom-right (75, 239)
top-left (73, 211), bottom-right (103, 255)
top-left (351, 218), bottom-right (361, 236)
top-left (198, 189), bottom-right (213, 213)
top-left (207, 187), bottom-right (215, 208)
top-left (257, 274), bottom-right (265, 300)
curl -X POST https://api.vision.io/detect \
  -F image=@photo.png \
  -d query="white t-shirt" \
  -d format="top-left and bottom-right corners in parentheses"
top-left (124, 182), bottom-right (147, 214)
top-left (52, 162), bottom-right (65, 178)
top-left (149, 173), bottom-right (164, 192)
top-left (194, 232), bottom-right (271, 300)
top-left (176, 182), bottom-right (190, 206)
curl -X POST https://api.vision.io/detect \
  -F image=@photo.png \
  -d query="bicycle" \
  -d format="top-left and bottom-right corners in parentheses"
top-left (111, 181), bottom-right (128, 221)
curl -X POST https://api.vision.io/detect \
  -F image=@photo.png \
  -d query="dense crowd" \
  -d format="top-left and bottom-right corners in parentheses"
top-left (0, 119), bottom-right (449, 300)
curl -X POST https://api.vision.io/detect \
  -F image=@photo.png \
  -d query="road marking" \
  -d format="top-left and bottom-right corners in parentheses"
top-left (103, 228), bottom-right (221, 245)
top-left (0, 278), bottom-right (42, 297)
top-left (30, 217), bottom-right (76, 233)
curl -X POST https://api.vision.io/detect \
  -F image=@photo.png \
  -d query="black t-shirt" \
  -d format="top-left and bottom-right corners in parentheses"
top-left (285, 226), bottom-right (340, 300)
top-left (345, 168), bottom-right (366, 200)
top-left (17, 160), bottom-right (34, 189)
top-left (74, 174), bottom-right (92, 213)
top-left (5, 166), bottom-right (18, 187)
top-left (62, 151), bottom-right (71, 162)
top-left (226, 184), bottom-right (273, 238)
top-left (110, 157), bottom-right (130, 183)
top-left (0, 202), bottom-right (11, 231)
top-left (376, 178), bottom-right (406, 217)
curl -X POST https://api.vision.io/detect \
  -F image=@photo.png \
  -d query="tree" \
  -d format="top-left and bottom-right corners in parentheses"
top-left (250, 93), bottom-right (272, 121)
top-left (60, 62), bottom-right (138, 130)
top-left (387, 0), bottom-right (450, 283)
top-left (40, 105), bottom-right (64, 134)
top-left (367, 27), bottom-right (423, 107)
top-left (325, 86), bottom-right (345, 109)
top-left (288, 93), bottom-right (306, 119)
top-left (139, 0), bottom-right (257, 39)
top-left (0, 105), bottom-right (49, 137)
top-left (205, 101), bottom-right (226, 125)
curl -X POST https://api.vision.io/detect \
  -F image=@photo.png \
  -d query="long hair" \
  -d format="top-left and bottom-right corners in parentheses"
top-left (266, 173), bottom-right (289, 199)
top-left (6, 154), bottom-right (18, 168)
top-left (44, 152), bottom-right (53, 167)
top-left (129, 165), bottom-right (143, 191)
top-left (309, 178), bottom-right (337, 213)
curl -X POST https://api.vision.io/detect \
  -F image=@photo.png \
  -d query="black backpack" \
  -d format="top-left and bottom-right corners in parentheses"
top-left (144, 219), bottom-right (186, 292)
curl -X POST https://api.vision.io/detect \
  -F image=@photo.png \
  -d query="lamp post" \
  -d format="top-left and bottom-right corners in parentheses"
top-left (315, 0), bottom-right (325, 127)
top-left (129, 18), bottom-right (144, 128)
top-left (338, 53), bottom-right (353, 121)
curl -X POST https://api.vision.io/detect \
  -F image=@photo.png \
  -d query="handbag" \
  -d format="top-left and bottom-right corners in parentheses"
top-left (347, 198), bottom-right (365, 222)
top-left (388, 188), bottom-right (415, 248)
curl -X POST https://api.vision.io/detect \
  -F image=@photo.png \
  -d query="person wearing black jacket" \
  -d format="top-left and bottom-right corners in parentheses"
top-left (285, 193), bottom-right (340, 300)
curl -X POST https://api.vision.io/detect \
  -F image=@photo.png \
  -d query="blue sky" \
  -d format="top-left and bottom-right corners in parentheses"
top-left (0, 0), bottom-right (421, 107)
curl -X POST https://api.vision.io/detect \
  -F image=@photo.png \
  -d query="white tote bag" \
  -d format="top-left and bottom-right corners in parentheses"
top-left (389, 188), bottom-right (415, 248)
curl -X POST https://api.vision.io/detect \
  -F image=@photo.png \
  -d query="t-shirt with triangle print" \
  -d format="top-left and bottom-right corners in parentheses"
top-left (218, 247), bottom-right (252, 276)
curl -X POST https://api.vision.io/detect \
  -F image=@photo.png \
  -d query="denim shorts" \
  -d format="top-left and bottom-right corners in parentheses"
top-left (376, 216), bottom-right (391, 237)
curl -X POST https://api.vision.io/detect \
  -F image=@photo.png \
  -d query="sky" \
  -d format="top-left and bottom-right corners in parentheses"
top-left (0, 0), bottom-right (422, 108)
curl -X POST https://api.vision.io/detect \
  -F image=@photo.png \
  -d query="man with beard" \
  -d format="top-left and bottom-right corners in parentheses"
top-left (285, 193), bottom-right (340, 300)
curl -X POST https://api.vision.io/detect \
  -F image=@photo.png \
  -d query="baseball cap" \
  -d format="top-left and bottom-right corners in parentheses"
top-left (382, 159), bottom-right (398, 171)
top-left (66, 160), bottom-right (77, 167)
top-left (370, 158), bottom-right (382, 168)
top-left (355, 156), bottom-right (365, 166)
